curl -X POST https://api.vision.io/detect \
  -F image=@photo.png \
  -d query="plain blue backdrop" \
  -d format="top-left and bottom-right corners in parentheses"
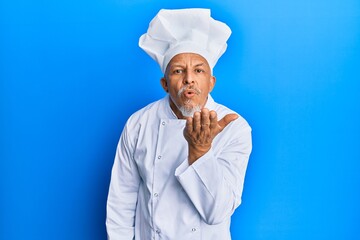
top-left (1, 0), bottom-right (359, 239)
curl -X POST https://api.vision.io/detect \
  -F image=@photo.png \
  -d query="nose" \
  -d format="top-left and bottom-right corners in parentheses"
top-left (183, 71), bottom-right (195, 85)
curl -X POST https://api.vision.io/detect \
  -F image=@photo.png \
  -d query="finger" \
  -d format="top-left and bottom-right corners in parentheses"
top-left (199, 109), bottom-right (210, 141)
top-left (193, 111), bottom-right (201, 132)
top-left (200, 108), bottom-right (210, 131)
top-left (185, 117), bottom-right (193, 134)
top-left (209, 110), bottom-right (218, 130)
top-left (218, 113), bottom-right (238, 130)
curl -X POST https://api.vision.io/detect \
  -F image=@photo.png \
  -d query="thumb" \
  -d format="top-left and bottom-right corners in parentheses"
top-left (218, 113), bottom-right (238, 129)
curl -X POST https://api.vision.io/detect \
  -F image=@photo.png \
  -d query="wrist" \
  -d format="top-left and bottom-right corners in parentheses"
top-left (188, 144), bottom-right (211, 165)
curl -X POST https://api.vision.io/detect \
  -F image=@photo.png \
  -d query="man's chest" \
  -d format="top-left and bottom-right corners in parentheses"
top-left (133, 119), bottom-right (187, 186)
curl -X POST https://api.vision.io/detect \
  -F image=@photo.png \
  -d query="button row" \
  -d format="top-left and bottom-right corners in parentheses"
top-left (153, 227), bottom-right (196, 237)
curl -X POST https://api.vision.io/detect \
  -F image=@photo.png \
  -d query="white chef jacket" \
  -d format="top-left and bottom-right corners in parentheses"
top-left (106, 95), bottom-right (252, 240)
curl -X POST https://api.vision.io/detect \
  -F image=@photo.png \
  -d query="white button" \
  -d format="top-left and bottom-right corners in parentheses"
top-left (192, 228), bottom-right (196, 232)
top-left (156, 229), bottom-right (161, 234)
top-left (162, 122), bottom-right (165, 125)
top-left (157, 155), bottom-right (161, 159)
top-left (154, 193), bottom-right (158, 197)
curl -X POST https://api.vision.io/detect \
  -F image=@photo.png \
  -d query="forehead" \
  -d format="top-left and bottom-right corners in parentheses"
top-left (168, 53), bottom-right (209, 67)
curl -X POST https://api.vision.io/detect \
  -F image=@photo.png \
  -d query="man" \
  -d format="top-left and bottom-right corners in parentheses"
top-left (106, 8), bottom-right (252, 240)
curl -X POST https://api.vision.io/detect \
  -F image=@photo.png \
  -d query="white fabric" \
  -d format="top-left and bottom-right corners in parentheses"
top-left (139, 9), bottom-right (232, 73)
top-left (106, 95), bottom-right (252, 240)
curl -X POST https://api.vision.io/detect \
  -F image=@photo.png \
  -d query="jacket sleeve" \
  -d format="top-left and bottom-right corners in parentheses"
top-left (175, 119), bottom-right (252, 225)
top-left (106, 123), bottom-right (140, 240)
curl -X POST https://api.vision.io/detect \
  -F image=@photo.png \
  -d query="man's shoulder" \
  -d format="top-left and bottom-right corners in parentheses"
top-left (125, 97), bottom-right (166, 126)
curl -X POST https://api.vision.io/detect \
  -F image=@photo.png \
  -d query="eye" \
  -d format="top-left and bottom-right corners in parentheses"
top-left (195, 69), bottom-right (205, 73)
top-left (173, 69), bottom-right (184, 74)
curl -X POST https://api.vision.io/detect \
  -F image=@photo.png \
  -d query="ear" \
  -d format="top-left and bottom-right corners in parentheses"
top-left (209, 76), bottom-right (216, 92)
top-left (160, 77), bottom-right (168, 92)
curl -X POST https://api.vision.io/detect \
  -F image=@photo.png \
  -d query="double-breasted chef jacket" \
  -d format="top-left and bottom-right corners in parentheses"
top-left (106, 94), bottom-right (252, 240)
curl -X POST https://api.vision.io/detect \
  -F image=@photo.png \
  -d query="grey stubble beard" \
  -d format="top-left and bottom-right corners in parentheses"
top-left (173, 85), bottom-right (202, 118)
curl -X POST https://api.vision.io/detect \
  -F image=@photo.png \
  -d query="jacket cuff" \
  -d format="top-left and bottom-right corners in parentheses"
top-left (175, 149), bottom-right (217, 197)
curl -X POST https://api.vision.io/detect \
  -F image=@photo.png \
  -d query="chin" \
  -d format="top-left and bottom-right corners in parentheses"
top-left (178, 104), bottom-right (201, 118)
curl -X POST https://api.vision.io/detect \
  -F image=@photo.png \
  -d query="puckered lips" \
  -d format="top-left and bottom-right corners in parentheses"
top-left (183, 89), bottom-right (197, 99)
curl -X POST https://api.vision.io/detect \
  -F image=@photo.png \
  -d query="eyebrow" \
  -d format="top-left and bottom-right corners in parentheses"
top-left (170, 62), bottom-right (205, 68)
top-left (194, 63), bottom-right (205, 67)
top-left (170, 64), bottom-right (185, 68)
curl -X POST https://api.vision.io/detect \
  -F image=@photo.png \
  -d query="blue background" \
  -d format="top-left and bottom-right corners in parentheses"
top-left (1, 0), bottom-right (359, 239)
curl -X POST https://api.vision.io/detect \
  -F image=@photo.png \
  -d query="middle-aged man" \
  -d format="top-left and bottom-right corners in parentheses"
top-left (106, 8), bottom-right (252, 240)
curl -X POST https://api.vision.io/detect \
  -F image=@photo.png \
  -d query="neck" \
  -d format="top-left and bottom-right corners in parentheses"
top-left (169, 98), bottom-right (186, 119)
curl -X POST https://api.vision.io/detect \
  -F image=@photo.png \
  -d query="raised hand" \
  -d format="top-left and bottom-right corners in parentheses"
top-left (184, 108), bottom-right (238, 165)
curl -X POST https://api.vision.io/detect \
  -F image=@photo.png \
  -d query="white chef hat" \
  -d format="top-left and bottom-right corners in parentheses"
top-left (139, 8), bottom-right (232, 74)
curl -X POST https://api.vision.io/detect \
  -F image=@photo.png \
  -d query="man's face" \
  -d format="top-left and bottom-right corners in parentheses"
top-left (161, 53), bottom-right (216, 119)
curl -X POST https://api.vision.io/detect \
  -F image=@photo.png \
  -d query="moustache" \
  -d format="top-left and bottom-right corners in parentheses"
top-left (177, 86), bottom-right (201, 96)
